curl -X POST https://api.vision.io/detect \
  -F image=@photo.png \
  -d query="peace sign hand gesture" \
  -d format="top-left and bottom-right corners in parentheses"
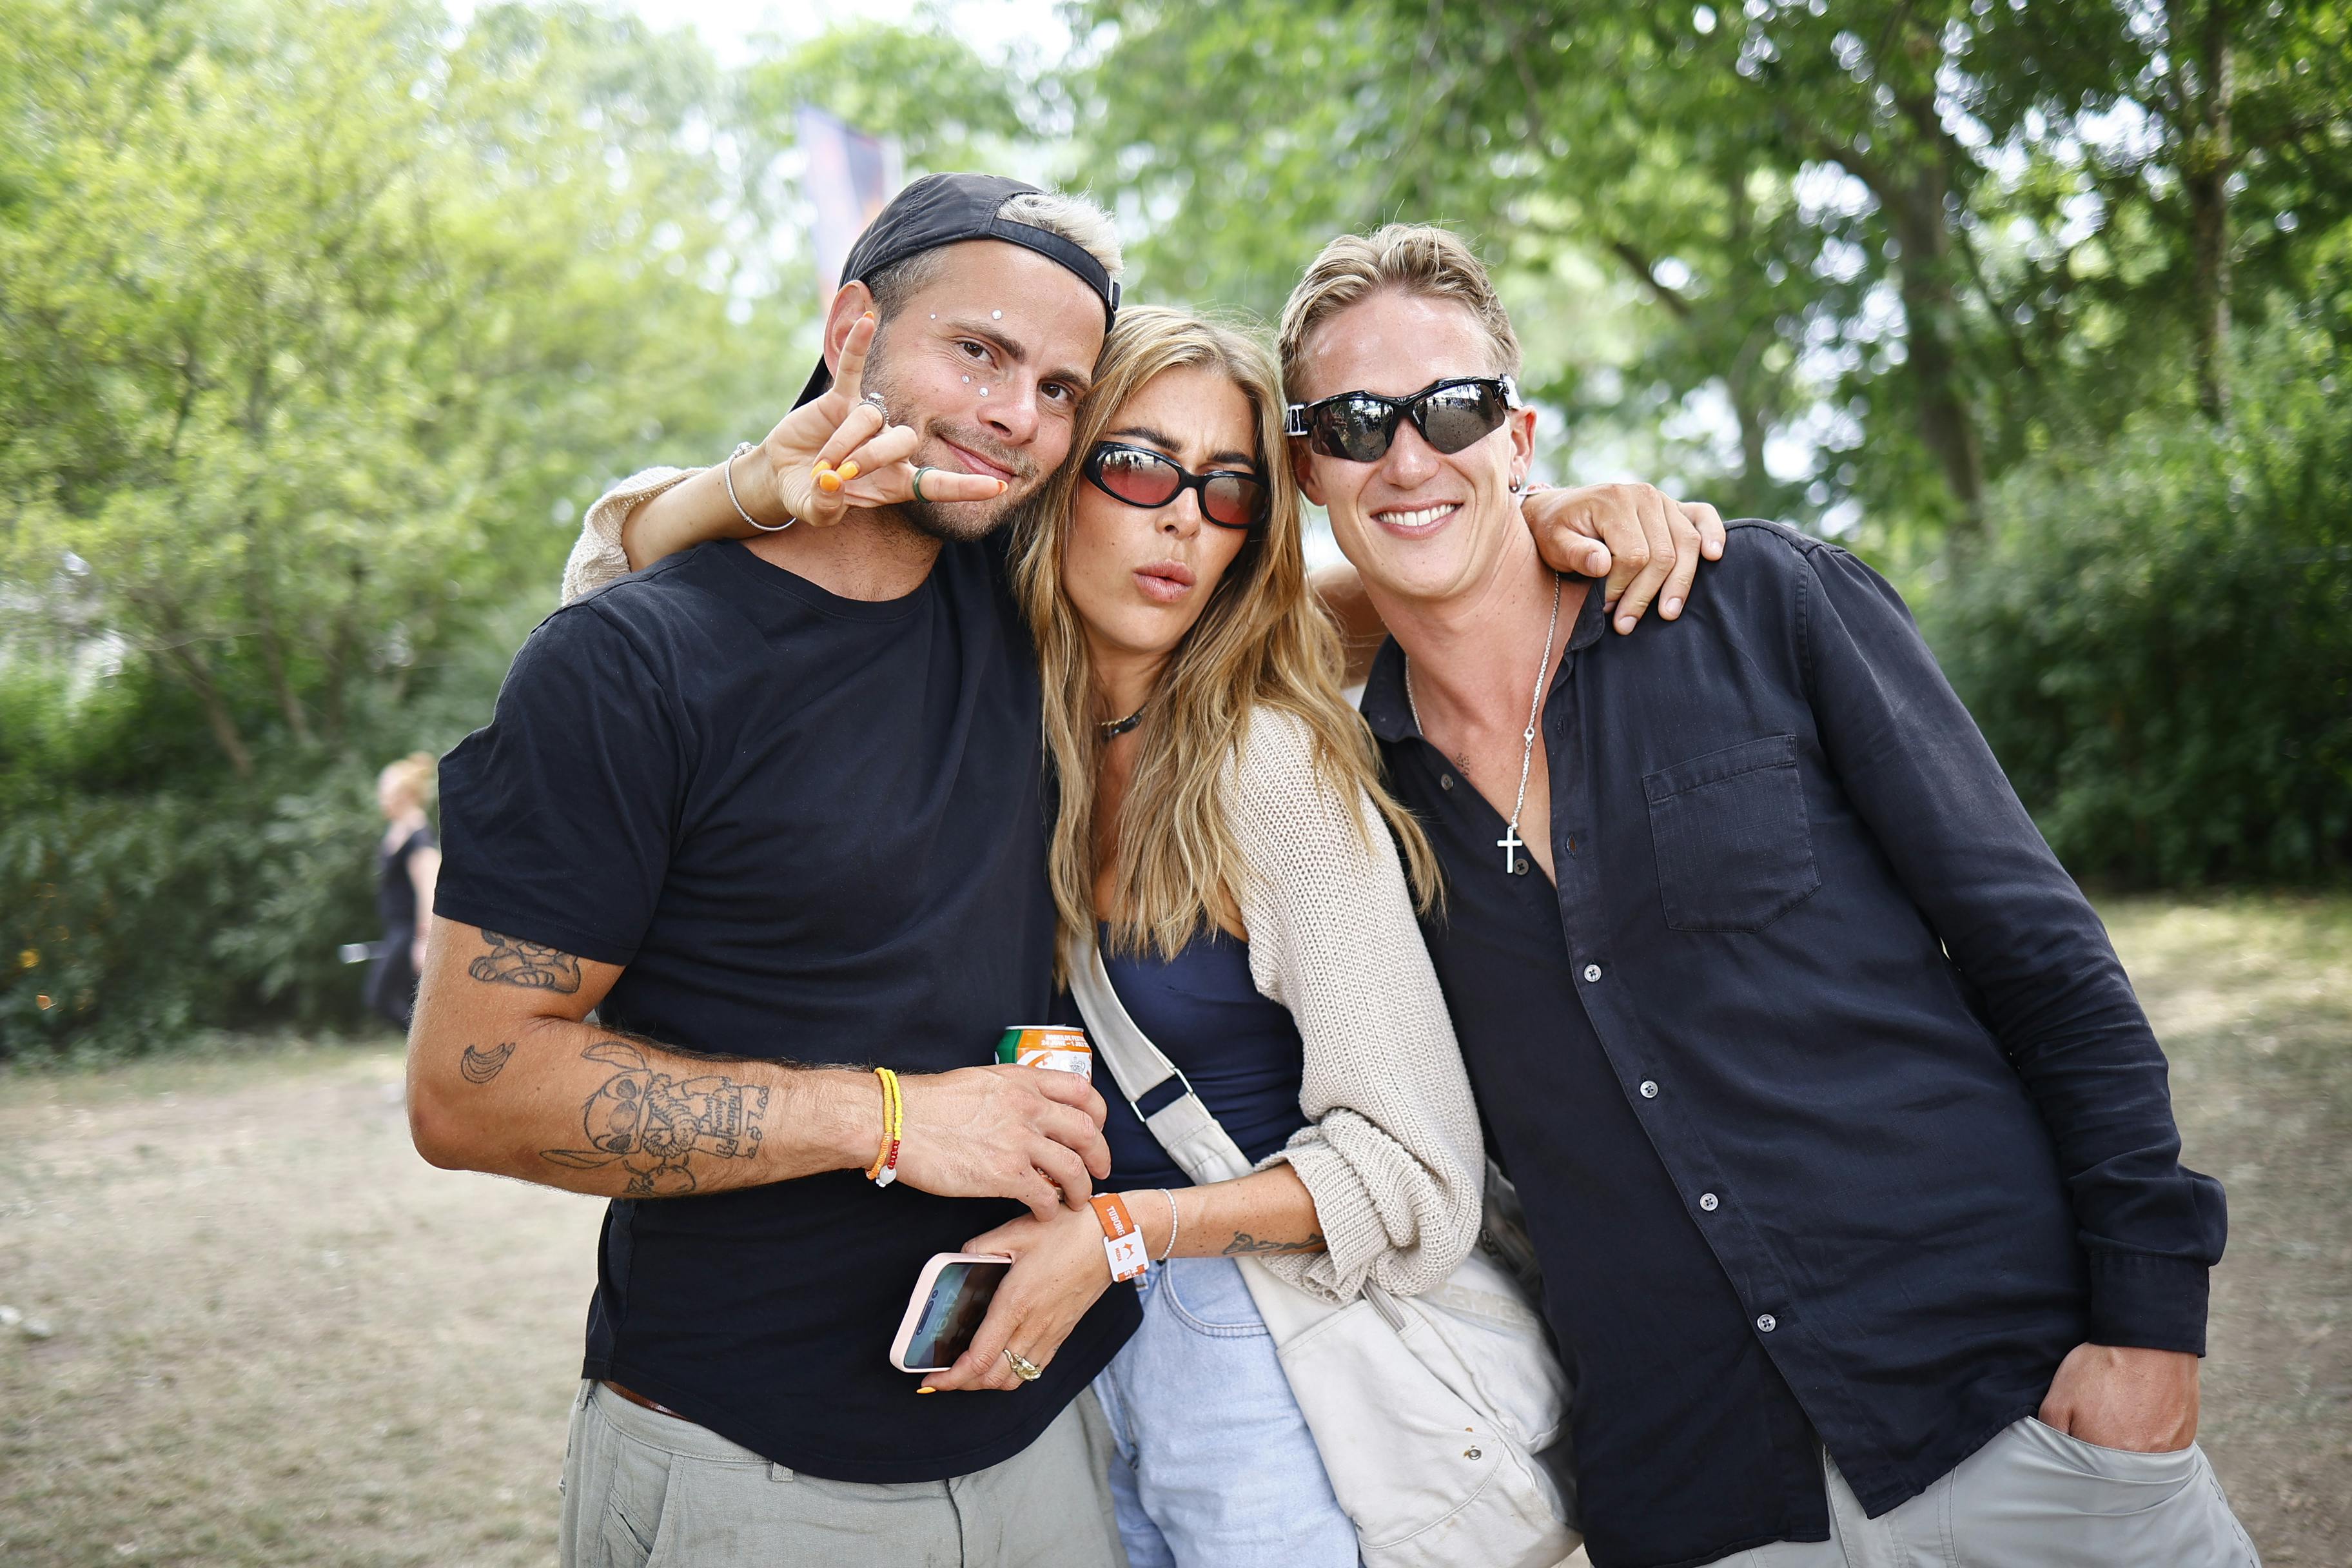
top-left (745, 313), bottom-right (1008, 529)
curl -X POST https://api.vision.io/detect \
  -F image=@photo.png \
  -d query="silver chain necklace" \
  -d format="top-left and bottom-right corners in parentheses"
top-left (1406, 571), bottom-right (1562, 874)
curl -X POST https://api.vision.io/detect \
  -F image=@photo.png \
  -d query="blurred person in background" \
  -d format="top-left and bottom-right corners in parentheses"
top-left (367, 751), bottom-right (440, 1030)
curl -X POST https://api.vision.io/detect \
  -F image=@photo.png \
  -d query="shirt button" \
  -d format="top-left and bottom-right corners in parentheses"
top-left (1756, 1314), bottom-right (1778, 1334)
top-left (1514, 857), bottom-right (1530, 875)
top-left (1440, 774), bottom-right (1455, 790)
top-left (1699, 1192), bottom-right (1719, 1211)
top-left (1638, 1080), bottom-right (1658, 1099)
top-left (1582, 963), bottom-right (1602, 983)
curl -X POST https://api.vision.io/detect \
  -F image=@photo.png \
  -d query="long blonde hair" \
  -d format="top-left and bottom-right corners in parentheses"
top-left (1009, 306), bottom-right (1439, 966)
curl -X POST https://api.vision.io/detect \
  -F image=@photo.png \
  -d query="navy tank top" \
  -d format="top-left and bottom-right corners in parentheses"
top-left (1092, 923), bottom-right (1309, 1191)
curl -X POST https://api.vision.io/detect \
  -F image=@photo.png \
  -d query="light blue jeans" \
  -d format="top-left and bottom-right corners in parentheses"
top-left (1090, 1257), bottom-right (1359, 1568)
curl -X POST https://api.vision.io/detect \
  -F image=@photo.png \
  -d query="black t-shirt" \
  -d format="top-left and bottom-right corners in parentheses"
top-left (434, 538), bottom-right (1139, 1484)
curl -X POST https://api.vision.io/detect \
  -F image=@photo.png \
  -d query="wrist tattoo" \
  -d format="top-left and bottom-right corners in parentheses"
top-left (1223, 1230), bottom-right (1326, 1256)
top-left (469, 930), bottom-right (581, 993)
top-left (540, 1041), bottom-right (769, 1197)
top-left (459, 1042), bottom-right (516, 1084)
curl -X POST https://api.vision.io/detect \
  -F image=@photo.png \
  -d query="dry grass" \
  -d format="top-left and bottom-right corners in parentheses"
top-left (2110, 894), bottom-right (2352, 1565)
top-left (0, 1046), bottom-right (600, 1566)
top-left (0, 894), bottom-right (2345, 1566)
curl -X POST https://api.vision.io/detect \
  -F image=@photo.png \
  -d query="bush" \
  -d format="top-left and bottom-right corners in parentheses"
top-left (1926, 337), bottom-right (2352, 886)
top-left (0, 752), bottom-right (386, 1059)
top-left (0, 591), bottom-right (546, 1061)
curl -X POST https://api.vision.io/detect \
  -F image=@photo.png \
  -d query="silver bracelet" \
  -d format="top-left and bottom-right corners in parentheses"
top-left (723, 442), bottom-right (794, 532)
top-left (1157, 1188), bottom-right (1181, 1262)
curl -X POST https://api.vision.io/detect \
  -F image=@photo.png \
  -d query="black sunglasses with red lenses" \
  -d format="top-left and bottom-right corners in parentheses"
top-left (1082, 443), bottom-right (1271, 531)
top-left (1283, 375), bottom-right (1520, 463)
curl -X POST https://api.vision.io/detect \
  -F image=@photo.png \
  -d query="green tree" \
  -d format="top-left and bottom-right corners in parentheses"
top-left (0, 0), bottom-right (794, 776)
top-left (1068, 0), bottom-right (2351, 539)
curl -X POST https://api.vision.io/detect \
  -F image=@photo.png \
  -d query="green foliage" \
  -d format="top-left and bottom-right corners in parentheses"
top-left (1068, 0), bottom-right (2352, 536)
top-left (744, 21), bottom-right (1035, 175)
top-left (0, 744), bottom-right (380, 1057)
top-left (0, 0), bottom-right (810, 1056)
top-left (3, 0), bottom-right (2347, 1059)
top-left (0, 0), bottom-right (799, 779)
top-left (1927, 332), bottom-right (2352, 884)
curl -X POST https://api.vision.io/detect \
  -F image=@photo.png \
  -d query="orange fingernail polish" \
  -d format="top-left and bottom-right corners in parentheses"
top-left (838, 460), bottom-right (859, 481)
top-left (818, 472), bottom-right (843, 493)
top-left (916, 1386), bottom-right (936, 1395)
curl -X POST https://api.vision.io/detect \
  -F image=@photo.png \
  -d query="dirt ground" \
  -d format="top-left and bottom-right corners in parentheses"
top-left (1, 893), bottom-right (2347, 1567)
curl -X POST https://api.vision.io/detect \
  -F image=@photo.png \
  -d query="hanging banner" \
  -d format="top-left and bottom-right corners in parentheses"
top-left (798, 104), bottom-right (904, 295)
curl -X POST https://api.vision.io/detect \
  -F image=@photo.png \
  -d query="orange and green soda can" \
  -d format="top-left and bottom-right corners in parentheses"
top-left (995, 1025), bottom-right (1093, 1081)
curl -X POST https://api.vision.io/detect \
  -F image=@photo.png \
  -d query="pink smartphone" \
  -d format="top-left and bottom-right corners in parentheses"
top-left (888, 1252), bottom-right (1015, 1373)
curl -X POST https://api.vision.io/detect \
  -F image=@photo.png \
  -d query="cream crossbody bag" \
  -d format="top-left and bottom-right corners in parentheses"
top-left (1065, 932), bottom-right (1581, 1568)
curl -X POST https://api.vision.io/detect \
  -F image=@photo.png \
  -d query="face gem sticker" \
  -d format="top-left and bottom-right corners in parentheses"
top-left (992, 309), bottom-right (1003, 319)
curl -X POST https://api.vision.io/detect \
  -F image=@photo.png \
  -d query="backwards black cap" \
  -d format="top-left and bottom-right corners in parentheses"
top-left (794, 172), bottom-right (1122, 408)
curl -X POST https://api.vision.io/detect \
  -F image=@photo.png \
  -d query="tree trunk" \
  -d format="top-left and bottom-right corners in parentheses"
top-left (319, 558), bottom-right (367, 741)
top-left (259, 621), bottom-right (315, 744)
top-left (2184, 4), bottom-right (2235, 420)
top-left (1725, 173), bottom-right (1774, 516)
top-left (161, 642), bottom-right (255, 780)
top-left (1887, 174), bottom-right (1987, 534)
top-left (1730, 331), bottom-right (1773, 516)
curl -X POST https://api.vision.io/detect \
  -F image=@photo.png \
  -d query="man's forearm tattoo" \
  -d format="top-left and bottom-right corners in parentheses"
top-left (1223, 1230), bottom-right (1326, 1256)
top-left (469, 930), bottom-right (581, 993)
top-left (540, 1041), bottom-right (769, 1197)
top-left (459, 1042), bottom-right (516, 1084)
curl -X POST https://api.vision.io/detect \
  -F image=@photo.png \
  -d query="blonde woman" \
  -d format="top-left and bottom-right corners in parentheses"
top-left (368, 752), bottom-right (440, 1028)
top-left (560, 308), bottom-right (1484, 1565)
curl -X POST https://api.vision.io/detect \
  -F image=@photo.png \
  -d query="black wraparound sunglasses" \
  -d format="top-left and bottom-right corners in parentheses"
top-left (1083, 443), bottom-right (1271, 531)
top-left (1284, 375), bottom-right (1521, 463)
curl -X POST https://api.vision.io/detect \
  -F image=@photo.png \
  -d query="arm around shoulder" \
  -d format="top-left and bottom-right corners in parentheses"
top-left (560, 466), bottom-right (703, 604)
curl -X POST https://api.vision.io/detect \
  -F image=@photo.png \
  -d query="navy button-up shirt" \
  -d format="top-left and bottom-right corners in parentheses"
top-left (1362, 520), bottom-right (2226, 1568)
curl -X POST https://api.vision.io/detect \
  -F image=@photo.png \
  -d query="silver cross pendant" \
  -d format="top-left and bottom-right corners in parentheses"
top-left (1497, 823), bottom-right (1524, 873)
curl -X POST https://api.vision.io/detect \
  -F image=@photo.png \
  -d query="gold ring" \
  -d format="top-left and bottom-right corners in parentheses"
top-left (912, 466), bottom-right (933, 503)
top-left (1003, 1348), bottom-right (1043, 1383)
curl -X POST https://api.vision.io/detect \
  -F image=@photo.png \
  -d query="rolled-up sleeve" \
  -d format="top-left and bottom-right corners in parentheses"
top-left (1798, 545), bottom-right (2226, 1352)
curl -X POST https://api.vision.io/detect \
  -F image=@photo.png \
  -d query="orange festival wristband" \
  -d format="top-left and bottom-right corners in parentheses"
top-left (1089, 1193), bottom-right (1150, 1283)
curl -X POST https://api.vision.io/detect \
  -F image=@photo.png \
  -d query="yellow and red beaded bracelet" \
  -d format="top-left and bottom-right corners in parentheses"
top-left (866, 1067), bottom-right (903, 1186)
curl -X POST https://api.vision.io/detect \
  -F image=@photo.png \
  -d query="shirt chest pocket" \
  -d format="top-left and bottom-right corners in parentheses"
top-left (1642, 733), bottom-right (1820, 933)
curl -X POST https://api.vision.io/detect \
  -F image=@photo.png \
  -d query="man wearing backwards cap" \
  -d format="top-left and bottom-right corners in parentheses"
top-left (409, 173), bottom-right (1713, 1566)
top-left (413, 173), bottom-right (1141, 1568)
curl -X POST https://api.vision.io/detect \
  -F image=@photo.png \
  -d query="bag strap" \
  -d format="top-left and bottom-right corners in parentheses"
top-left (1063, 930), bottom-right (1255, 1186)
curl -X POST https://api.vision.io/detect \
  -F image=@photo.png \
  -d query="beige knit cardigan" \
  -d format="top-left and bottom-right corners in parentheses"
top-left (560, 471), bottom-right (1485, 1304)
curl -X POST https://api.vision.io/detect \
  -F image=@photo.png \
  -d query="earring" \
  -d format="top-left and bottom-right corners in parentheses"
top-left (1509, 475), bottom-right (1524, 493)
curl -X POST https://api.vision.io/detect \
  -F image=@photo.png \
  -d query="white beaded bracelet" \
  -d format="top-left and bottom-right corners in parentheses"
top-left (723, 442), bottom-right (794, 532)
top-left (1157, 1188), bottom-right (1181, 1262)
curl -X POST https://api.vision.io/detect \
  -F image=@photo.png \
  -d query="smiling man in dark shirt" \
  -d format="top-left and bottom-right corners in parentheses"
top-left (1280, 225), bottom-right (2259, 1567)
